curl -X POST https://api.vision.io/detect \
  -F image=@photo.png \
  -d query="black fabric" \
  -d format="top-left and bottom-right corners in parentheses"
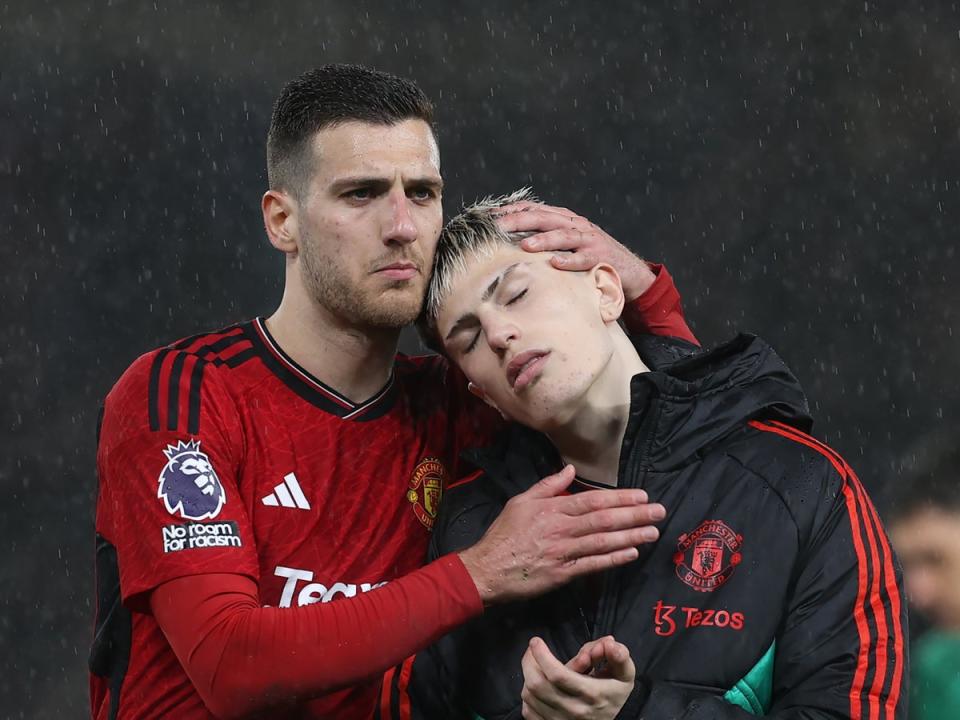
top-left (395, 334), bottom-right (907, 720)
top-left (88, 534), bottom-right (131, 720)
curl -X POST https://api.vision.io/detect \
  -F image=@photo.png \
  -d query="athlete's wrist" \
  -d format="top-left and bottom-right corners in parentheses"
top-left (620, 259), bottom-right (657, 301)
top-left (457, 545), bottom-right (497, 606)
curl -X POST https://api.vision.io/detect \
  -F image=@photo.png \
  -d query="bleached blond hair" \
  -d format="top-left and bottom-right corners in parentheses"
top-left (418, 187), bottom-right (538, 353)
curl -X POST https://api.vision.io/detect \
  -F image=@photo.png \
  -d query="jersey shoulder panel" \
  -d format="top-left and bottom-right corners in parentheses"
top-left (394, 352), bottom-right (461, 396)
top-left (394, 352), bottom-right (504, 452)
top-left (101, 323), bottom-right (256, 448)
top-left (96, 324), bottom-right (261, 605)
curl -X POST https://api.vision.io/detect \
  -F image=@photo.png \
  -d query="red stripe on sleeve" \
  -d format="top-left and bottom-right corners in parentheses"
top-left (380, 665), bottom-right (396, 719)
top-left (768, 421), bottom-right (905, 718)
top-left (748, 421), bottom-right (872, 720)
top-left (846, 460), bottom-right (905, 719)
top-left (397, 654), bottom-right (415, 720)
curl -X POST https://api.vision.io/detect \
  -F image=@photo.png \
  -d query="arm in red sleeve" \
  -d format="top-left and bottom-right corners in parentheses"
top-left (620, 263), bottom-right (699, 346)
top-left (150, 554), bottom-right (482, 720)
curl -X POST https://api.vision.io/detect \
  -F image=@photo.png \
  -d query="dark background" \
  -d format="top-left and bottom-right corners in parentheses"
top-left (3, 1), bottom-right (957, 716)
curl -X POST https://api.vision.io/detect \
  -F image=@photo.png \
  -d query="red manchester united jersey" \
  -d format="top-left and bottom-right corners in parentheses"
top-left (90, 318), bottom-right (498, 719)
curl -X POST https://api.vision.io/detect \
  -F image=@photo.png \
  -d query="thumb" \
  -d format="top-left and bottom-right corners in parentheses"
top-left (524, 464), bottom-right (576, 499)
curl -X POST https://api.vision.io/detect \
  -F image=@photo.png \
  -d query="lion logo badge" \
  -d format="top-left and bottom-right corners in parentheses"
top-left (407, 457), bottom-right (446, 529)
top-left (157, 439), bottom-right (225, 521)
top-left (673, 519), bottom-right (742, 592)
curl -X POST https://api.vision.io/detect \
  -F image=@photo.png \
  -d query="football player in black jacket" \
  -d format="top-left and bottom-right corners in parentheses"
top-left (380, 190), bottom-right (906, 720)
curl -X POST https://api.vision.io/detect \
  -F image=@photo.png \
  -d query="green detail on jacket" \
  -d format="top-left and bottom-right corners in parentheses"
top-left (722, 641), bottom-right (775, 715)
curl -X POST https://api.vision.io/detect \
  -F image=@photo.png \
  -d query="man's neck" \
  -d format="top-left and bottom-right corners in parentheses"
top-left (266, 293), bottom-right (401, 405)
top-left (545, 333), bottom-right (649, 487)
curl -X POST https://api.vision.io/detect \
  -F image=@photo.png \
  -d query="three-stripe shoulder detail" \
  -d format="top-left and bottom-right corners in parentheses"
top-left (748, 420), bottom-right (905, 720)
top-left (147, 326), bottom-right (254, 434)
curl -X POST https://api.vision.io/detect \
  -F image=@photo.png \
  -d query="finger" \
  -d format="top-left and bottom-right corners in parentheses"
top-left (522, 464), bottom-right (576, 499)
top-left (554, 546), bottom-right (641, 580)
top-left (549, 252), bottom-right (599, 272)
top-left (600, 638), bottom-right (636, 682)
top-left (522, 640), bottom-right (566, 709)
top-left (565, 526), bottom-right (661, 560)
top-left (521, 700), bottom-right (547, 720)
top-left (497, 201), bottom-right (579, 219)
top-left (497, 207), bottom-right (589, 234)
top-left (562, 502), bottom-right (666, 537)
top-left (566, 638), bottom-right (604, 674)
top-left (520, 228), bottom-right (594, 253)
top-left (529, 637), bottom-right (592, 696)
top-left (589, 636), bottom-right (614, 669)
top-left (522, 690), bottom-right (562, 720)
top-left (559, 488), bottom-right (651, 514)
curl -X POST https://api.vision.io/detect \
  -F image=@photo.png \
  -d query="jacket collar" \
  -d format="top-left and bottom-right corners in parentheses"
top-left (463, 334), bottom-right (811, 488)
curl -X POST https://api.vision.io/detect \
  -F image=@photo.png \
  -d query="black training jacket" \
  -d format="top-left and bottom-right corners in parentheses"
top-left (380, 334), bottom-right (907, 720)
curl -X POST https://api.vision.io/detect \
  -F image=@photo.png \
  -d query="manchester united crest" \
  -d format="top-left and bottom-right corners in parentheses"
top-left (673, 519), bottom-right (743, 592)
top-left (407, 457), bottom-right (446, 529)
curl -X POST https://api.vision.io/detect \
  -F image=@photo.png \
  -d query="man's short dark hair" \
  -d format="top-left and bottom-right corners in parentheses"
top-left (887, 434), bottom-right (960, 523)
top-left (267, 64), bottom-right (435, 198)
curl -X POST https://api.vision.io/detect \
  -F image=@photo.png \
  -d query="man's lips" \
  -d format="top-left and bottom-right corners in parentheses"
top-left (374, 262), bottom-right (419, 280)
top-left (507, 350), bottom-right (551, 391)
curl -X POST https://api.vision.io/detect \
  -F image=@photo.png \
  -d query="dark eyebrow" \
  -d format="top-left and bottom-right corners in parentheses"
top-left (445, 263), bottom-right (523, 341)
top-left (329, 176), bottom-right (444, 195)
top-left (482, 263), bottom-right (520, 302)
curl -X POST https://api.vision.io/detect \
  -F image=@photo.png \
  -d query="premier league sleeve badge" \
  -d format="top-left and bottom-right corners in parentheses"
top-left (157, 439), bottom-right (226, 521)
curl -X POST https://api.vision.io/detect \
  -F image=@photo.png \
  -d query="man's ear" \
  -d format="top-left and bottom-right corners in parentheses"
top-left (262, 189), bottom-right (299, 255)
top-left (467, 381), bottom-right (511, 421)
top-left (592, 263), bottom-right (626, 324)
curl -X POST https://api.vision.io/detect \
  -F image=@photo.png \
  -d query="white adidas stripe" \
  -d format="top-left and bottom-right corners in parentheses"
top-left (261, 472), bottom-right (310, 510)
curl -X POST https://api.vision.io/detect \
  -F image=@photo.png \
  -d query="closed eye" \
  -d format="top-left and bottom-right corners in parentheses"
top-left (506, 289), bottom-right (528, 305)
top-left (464, 331), bottom-right (481, 354)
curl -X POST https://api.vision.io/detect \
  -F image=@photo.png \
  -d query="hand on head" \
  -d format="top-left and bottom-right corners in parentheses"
top-left (495, 201), bottom-right (656, 301)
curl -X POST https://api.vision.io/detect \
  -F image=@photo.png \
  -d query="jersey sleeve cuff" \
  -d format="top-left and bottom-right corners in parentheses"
top-left (623, 262), bottom-right (672, 319)
top-left (431, 552), bottom-right (485, 619)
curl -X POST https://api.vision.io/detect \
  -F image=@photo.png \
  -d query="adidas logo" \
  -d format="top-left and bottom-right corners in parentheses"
top-left (262, 473), bottom-right (311, 510)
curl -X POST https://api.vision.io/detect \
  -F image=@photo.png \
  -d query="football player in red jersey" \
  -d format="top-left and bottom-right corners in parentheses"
top-left (90, 65), bottom-right (698, 720)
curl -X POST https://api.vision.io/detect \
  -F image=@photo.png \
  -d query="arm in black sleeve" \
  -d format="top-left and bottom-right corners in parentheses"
top-left (618, 443), bottom-right (908, 720)
top-left (381, 489), bottom-right (501, 720)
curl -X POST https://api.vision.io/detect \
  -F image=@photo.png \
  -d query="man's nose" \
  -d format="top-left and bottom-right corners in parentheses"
top-left (382, 190), bottom-right (418, 246)
top-left (487, 320), bottom-right (519, 353)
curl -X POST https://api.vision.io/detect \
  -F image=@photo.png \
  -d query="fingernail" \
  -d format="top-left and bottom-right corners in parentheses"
top-left (651, 504), bottom-right (666, 520)
top-left (525, 239), bottom-right (539, 249)
top-left (643, 527), bottom-right (660, 541)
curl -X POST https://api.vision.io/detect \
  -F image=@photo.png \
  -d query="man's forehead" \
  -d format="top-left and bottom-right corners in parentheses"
top-left (311, 119), bottom-right (440, 174)
top-left (456, 247), bottom-right (531, 292)
top-left (442, 248), bottom-right (546, 317)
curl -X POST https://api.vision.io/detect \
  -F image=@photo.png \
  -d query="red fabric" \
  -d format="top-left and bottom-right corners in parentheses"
top-left (150, 555), bottom-right (481, 719)
top-left (91, 269), bottom-right (693, 719)
top-left (621, 263), bottom-right (699, 346)
top-left (91, 321), bottom-right (497, 719)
